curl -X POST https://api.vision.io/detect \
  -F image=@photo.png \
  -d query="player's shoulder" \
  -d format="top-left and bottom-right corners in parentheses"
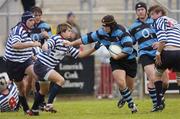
top-left (38, 20), bottom-right (51, 28)
top-left (129, 19), bottom-right (141, 30)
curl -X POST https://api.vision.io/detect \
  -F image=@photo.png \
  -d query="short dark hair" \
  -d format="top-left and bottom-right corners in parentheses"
top-left (67, 12), bottom-right (75, 18)
top-left (148, 5), bottom-right (167, 16)
top-left (30, 6), bottom-right (42, 15)
top-left (56, 23), bottom-right (72, 34)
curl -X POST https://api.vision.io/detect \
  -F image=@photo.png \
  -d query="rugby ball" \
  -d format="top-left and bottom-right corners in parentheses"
top-left (108, 44), bottom-right (122, 56)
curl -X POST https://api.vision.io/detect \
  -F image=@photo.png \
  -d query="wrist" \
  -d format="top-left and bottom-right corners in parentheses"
top-left (156, 51), bottom-right (161, 55)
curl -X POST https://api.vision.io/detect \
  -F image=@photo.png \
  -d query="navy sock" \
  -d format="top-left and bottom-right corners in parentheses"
top-left (32, 92), bottom-right (45, 110)
top-left (178, 86), bottom-right (180, 94)
top-left (35, 81), bottom-right (40, 92)
top-left (148, 87), bottom-right (157, 107)
top-left (154, 81), bottom-right (163, 106)
top-left (48, 84), bottom-right (62, 104)
top-left (19, 95), bottom-right (29, 112)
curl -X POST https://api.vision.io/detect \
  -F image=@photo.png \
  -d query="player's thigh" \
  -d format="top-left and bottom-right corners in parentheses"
top-left (48, 69), bottom-right (65, 86)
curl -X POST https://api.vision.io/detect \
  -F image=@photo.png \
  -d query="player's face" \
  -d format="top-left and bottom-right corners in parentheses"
top-left (34, 12), bottom-right (42, 24)
top-left (150, 11), bottom-right (162, 20)
top-left (103, 26), bottom-right (111, 33)
top-left (26, 18), bottom-right (35, 29)
top-left (136, 7), bottom-right (147, 19)
top-left (63, 28), bottom-right (72, 39)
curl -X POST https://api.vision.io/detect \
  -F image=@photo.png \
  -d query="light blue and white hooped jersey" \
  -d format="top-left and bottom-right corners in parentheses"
top-left (0, 82), bottom-right (19, 112)
top-left (153, 16), bottom-right (180, 47)
top-left (128, 17), bottom-right (157, 57)
top-left (4, 23), bottom-right (33, 62)
top-left (37, 35), bottom-right (79, 68)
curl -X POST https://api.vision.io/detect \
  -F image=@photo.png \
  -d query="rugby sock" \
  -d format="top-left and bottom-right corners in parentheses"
top-left (19, 95), bottom-right (29, 112)
top-left (178, 86), bottom-right (180, 94)
top-left (35, 81), bottom-right (40, 92)
top-left (154, 81), bottom-right (163, 106)
top-left (148, 87), bottom-right (157, 107)
top-left (48, 84), bottom-right (62, 104)
top-left (32, 92), bottom-right (45, 110)
top-left (120, 87), bottom-right (134, 108)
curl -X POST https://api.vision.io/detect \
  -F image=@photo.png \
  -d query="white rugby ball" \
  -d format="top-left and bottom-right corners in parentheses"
top-left (108, 44), bottom-right (122, 56)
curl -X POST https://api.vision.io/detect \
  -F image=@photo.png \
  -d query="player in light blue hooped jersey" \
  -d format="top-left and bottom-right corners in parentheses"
top-left (0, 73), bottom-right (19, 112)
top-left (31, 23), bottom-right (101, 115)
top-left (63, 15), bottom-right (138, 113)
top-left (127, 2), bottom-right (169, 112)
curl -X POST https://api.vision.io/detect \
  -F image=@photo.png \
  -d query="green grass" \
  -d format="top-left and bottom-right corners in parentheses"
top-left (0, 98), bottom-right (180, 119)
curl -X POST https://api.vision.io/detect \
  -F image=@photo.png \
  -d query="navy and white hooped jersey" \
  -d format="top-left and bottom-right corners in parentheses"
top-left (81, 24), bottom-right (137, 60)
top-left (31, 20), bottom-right (52, 45)
top-left (37, 35), bottom-right (79, 68)
top-left (4, 23), bottom-right (33, 62)
top-left (129, 17), bottom-right (157, 57)
top-left (153, 16), bottom-right (180, 47)
top-left (0, 82), bottom-right (19, 112)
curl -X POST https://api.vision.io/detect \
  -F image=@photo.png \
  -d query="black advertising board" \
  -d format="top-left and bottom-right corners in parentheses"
top-left (55, 56), bottom-right (95, 94)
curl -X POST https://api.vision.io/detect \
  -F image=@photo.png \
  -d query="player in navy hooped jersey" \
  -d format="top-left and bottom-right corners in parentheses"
top-left (0, 73), bottom-right (19, 112)
top-left (31, 23), bottom-right (101, 115)
top-left (149, 5), bottom-right (180, 111)
top-left (63, 15), bottom-right (138, 113)
top-left (127, 2), bottom-right (169, 112)
top-left (4, 11), bottom-right (41, 115)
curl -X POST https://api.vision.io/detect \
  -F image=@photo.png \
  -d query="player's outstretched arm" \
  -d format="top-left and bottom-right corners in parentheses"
top-left (63, 38), bottom-right (83, 46)
top-left (78, 42), bottom-right (102, 58)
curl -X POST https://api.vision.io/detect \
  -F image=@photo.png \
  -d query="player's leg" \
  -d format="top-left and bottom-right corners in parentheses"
top-left (112, 69), bottom-right (137, 113)
top-left (117, 75), bottom-right (134, 108)
top-left (44, 69), bottom-right (64, 112)
top-left (176, 72), bottom-right (180, 94)
top-left (144, 64), bottom-right (158, 110)
top-left (31, 81), bottom-right (49, 115)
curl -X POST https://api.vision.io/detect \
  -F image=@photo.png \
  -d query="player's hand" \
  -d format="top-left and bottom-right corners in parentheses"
top-left (94, 42), bottom-right (102, 50)
top-left (33, 41), bottom-right (41, 47)
top-left (155, 54), bottom-right (162, 65)
top-left (41, 30), bottom-right (49, 39)
top-left (152, 42), bottom-right (159, 49)
top-left (63, 40), bottom-right (72, 46)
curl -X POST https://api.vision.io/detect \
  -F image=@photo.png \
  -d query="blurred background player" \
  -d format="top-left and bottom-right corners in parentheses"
top-left (149, 5), bottom-right (180, 111)
top-left (66, 12), bottom-right (81, 42)
top-left (21, 0), bottom-right (36, 12)
top-left (63, 15), bottom-right (138, 113)
top-left (31, 23), bottom-right (101, 115)
top-left (3, 11), bottom-right (41, 115)
top-left (117, 2), bottom-right (169, 112)
top-left (0, 73), bottom-right (19, 112)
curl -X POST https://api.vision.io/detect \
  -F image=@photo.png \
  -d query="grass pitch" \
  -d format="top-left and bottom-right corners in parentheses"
top-left (0, 98), bottom-right (179, 119)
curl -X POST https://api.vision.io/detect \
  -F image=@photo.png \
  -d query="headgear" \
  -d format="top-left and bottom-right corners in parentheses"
top-left (101, 15), bottom-right (117, 27)
top-left (21, 11), bottom-right (35, 23)
top-left (135, 2), bottom-right (147, 11)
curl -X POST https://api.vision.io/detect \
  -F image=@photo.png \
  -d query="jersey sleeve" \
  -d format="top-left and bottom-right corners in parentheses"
top-left (81, 30), bottom-right (101, 44)
top-left (68, 46), bottom-right (80, 59)
top-left (154, 17), bottom-right (167, 42)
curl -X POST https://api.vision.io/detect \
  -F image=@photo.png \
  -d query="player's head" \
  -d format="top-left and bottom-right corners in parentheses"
top-left (56, 23), bottom-right (72, 39)
top-left (135, 2), bottom-right (147, 19)
top-left (67, 12), bottom-right (76, 23)
top-left (148, 5), bottom-right (166, 20)
top-left (21, 11), bottom-right (35, 29)
top-left (101, 15), bottom-right (117, 33)
top-left (0, 78), bottom-right (8, 92)
top-left (30, 6), bottom-right (42, 24)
